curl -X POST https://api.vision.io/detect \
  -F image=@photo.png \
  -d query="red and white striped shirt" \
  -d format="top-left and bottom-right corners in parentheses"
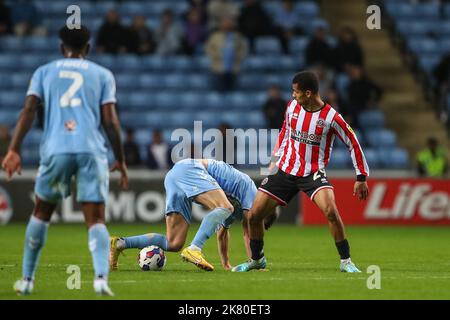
top-left (273, 100), bottom-right (369, 177)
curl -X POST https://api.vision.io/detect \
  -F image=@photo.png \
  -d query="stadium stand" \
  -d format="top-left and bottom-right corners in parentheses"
top-left (0, 0), bottom-right (409, 169)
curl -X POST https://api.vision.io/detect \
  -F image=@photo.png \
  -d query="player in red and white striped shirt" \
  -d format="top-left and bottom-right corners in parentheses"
top-left (232, 71), bottom-right (369, 273)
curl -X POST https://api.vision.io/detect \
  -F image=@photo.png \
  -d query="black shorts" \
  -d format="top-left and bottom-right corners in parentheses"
top-left (258, 169), bottom-right (333, 206)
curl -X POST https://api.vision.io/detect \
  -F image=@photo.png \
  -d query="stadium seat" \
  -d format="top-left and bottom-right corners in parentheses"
top-left (407, 38), bottom-right (439, 55)
top-left (0, 111), bottom-right (20, 126)
top-left (0, 55), bottom-right (19, 70)
top-left (419, 55), bottom-right (442, 74)
top-left (365, 129), bottom-right (397, 148)
top-left (194, 112), bottom-right (221, 128)
top-left (295, 2), bottom-right (320, 17)
top-left (204, 92), bottom-right (226, 109)
top-left (255, 37), bottom-right (282, 55)
top-left (116, 73), bottom-right (137, 89)
top-left (134, 129), bottom-right (152, 147)
top-left (358, 110), bottom-right (385, 129)
top-left (363, 148), bottom-right (381, 168)
top-left (0, 37), bottom-right (23, 52)
top-left (327, 149), bottom-right (351, 169)
top-left (23, 130), bottom-right (43, 147)
top-left (379, 148), bottom-right (409, 168)
top-left (178, 93), bottom-right (203, 109)
top-left (289, 37), bottom-right (308, 54)
top-left (11, 73), bottom-right (31, 91)
top-left (20, 55), bottom-right (49, 70)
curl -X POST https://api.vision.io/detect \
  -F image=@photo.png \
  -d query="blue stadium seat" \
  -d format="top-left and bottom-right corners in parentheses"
top-left (163, 74), bottom-right (185, 89)
top-left (194, 112), bottom-right (220, 128)
top-left (179, 93), bottom-right (203, 109)
top-left (386, 3), bottom-right (418, 18)
top-left (363, 148), bottom-right (381, 168)
top-left (169, 56), bottom-right (193, 71)
top-left (204, 92), bottom-right (226, 109)
top-left (91, 55), bottom-right (116, 70)
top-left (22, 146), bottom-right (40, 166)
top-left (242, 56), bottom-right (270, 72)
top-left (289, 37), bottom-right (308, 54)
top-left (11, 73), bottom-right (31, 91)
top-left (419, 55), bottom-right (441, 74)
top-left (134, 129), bottom-right (152, 147)
top-left (0, 37), bottom-right (23, 52)
top-left (379, 148), bottom-right (409, 168)
top-left (255, 37), bottom-right (282, 55)
top-left (445, 4), bottom-right (450, 18)
top-left (155, 93), bottom-right (173, 108)
top-left (0, 76), bottom-right (12, 89)
top-left (440, 41), bottom-right (450, 55)
top-left (116, 55), bottom-right (141, 71)
top-left (358, 110), bottom-right (385, 129)
top-left (128, 92), bottom-right (154, 109)
top-left (365, 129), bottom-right (397, 148)
top-left (0, 54), bottom-right (19, 70)
top-left (226, 92), bottom-right (252, 109)
top-left (23, 130), bottom-right (43, 147)
top-left (0, 110), bottom-right (20, 126)
top-left (188, 74), bottom-right (210, 90)
top-left (327, 149), bottom-right (351, 169)
top-left (20, 55), bottom-right (49, 70)
top-left (26, 37), bottom-right (59, 52)
top-left (139, 74), bottom-right (161, 89)
top-left (407, 38), bottom-right (439, 55)
top-left (238, 74), bottom-right (260, 90)
top-left (116, 73), bottom-right (137, 89)
top-left (246, 112), bottom-right (266, 128)
top-left (295, 2), bottom-right (320, 16)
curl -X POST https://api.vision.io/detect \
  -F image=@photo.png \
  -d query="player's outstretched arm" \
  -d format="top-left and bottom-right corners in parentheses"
top-left (217, 226), bottom-right (232, 270)
top-left (2, 95), bottom-right (40, 180)
top-left (101, 103), bottom-right (128, 189)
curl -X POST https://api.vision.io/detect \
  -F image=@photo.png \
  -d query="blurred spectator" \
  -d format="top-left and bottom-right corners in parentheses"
top-left (344, 65), bottom-right (382, 128)
top-left (124, 129), bottom-right (141, 167)
top-left (182, 8), bottom-right (207, 55)
top-left (218, 122), bottom-right (236, 163)
top-left (187, 0), bottom-right (209, 25)
top-left (0, 0), bottom-right (12, 35)
top-left (433, 53), bottom-right (450, 91)
top-left (274, 0), bottom-right (304, 54)
top-left (312, 64), bottom-right (335, 96)
top-left (207, 0), bottom-right (239, 31)
top-left (262, 85), bottom-right (286, 129)
top-left (127, 16), bottom-right (156, 55)
top-left (96, 10), bottom-right (129, 54)
top-left (205, 17), bottom-right (248, 92)
top-left (0, 125), bottom-right (10, 163)
top-left (156, 9), bottom-right (183, 56)
top-left (324, 88), bottom-right (340, 112)
top-left (305, 26), bottom-right (334, 67)
top-left (238, 0), bottom-right (273, 52)
top-left (333, 27), bottom-right (364, 72)
top-left (10, 0), bottom-right (46, 37)
top-left (147, 130), bottom-right (173, 169)
top-left (417, 137), bottom-right (448, 177)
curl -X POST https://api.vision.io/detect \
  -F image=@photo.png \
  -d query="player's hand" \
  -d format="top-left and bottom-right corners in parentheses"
top-left (353, 181), bottom-right (369, 201)
top-left (1, 150), bottom-right (22, 181)
top-left (110, 161), bottom-right (129, 190)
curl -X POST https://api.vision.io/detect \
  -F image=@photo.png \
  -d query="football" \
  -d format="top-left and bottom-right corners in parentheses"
top-left (138, 246), bottom-right (167, 271)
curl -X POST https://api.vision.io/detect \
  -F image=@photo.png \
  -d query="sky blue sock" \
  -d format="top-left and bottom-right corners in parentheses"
top-left (192, 207), bottom-right (231, 250)
top-left (22, 216), bottom-right (49, 280)
top-left (88, 223), bottom-right (110, 279)
top-left (124, 233), bottom-right (169, 251)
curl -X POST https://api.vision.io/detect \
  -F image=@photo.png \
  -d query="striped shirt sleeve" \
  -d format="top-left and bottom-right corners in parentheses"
top-left (331, 113), bottom-right (370, 177)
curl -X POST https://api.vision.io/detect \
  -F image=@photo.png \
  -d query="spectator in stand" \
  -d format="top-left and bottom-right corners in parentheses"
top-left (127, 15), bottom-right (156, 55)
top-left (274, 0), bottom-right (304, 54)
top-left (238, 0), bottom-right (273, 53)
top-left (156, 9), bottom-right (183, 56)
top-left (262, 85), bottom-right (286, 129)
top-left (305, 26), bottom-right (334, 68)
top-left (217, 122), bottom-right (236, 164)
top-left (10, 0), bottom-right (46, 37)
top-left (0, 125), bottom-right (11, 163)
top-left (147, 130), bottom-right (173, 170)
top-left (334, 27), bottom-right (364, 72)
top-left (417, 137), bottom-right (448, 177)
top-left (311, 64), bottom-right (335, 96)
top-left (344, 65), bottom-right (382, 128)
top-left (187, 0), bottom-right (209, 25)
top-left (205, 16), bottom-right (248, 92)
top-left (182, 8), bottom-right (208, 56)
top-left (124, 129), bottom-right (142, 167)
top-left (0, 0), bottom-right (12, 36)
top-left (207, 0), bottom-right (239, 31)
top-left (96, 10), bottom-right (129, 54)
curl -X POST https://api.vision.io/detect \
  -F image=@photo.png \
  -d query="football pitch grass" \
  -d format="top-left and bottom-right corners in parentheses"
top-left (1, 224), bottom-right (450, 300)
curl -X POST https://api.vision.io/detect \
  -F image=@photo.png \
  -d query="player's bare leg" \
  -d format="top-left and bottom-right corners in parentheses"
top-left (82, 203), bottom-right (114, 296)
top-left (14, 197), bottom-right (56, 295)
top-left (232, 191), bottom-right (278, 272)
top-left (313, 188), bottom-right (361, 273)
top-left (181, 189), bottom-right (233, 271)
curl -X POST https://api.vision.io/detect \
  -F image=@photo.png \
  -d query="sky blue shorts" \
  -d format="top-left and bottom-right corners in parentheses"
top-left (35, 154), bottom-right (109, 203)
top-left (164, 159), bottom-right (220, 224)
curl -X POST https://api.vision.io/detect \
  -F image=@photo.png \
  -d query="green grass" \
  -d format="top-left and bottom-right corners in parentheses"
top-left (1, 224), bottom-right (450, 300)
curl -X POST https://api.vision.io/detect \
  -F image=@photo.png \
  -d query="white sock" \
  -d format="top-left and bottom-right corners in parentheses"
top-left (188, 244), bottom-right (201, 251)
top-left (116, 238), bottom-right (126, 250)
top-left (341, 258), bottom-right (352, 264)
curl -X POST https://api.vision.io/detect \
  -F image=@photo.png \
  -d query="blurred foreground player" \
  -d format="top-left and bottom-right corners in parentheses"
top-left (1, 26), bottom-right (128, 296)
top-left (232, 71), bottom-right (369, 273)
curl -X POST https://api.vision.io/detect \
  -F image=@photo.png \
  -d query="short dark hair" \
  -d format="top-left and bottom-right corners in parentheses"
top-left (59, 25), bottom-right (91, 51)
top-left (292, 71), bottom-right (319, 94)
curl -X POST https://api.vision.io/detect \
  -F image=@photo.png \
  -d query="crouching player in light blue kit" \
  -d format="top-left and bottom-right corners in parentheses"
top-left (110, 158), bottom-right (277, 271)
top-left (1, 26), bottom-right (128, 296)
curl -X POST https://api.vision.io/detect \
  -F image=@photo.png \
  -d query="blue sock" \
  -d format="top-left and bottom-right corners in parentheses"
top-left (192, 207), bottom-right (231, 249)
top-left (124, 233), bottom-right (169, 251)
top-left (22, 216), bottom-right (49, 280)
top-left (88, 224), bottom-right (110, 279)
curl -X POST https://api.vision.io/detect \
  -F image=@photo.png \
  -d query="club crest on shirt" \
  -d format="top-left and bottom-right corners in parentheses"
top-left (317, 119), bottom-right (327, 128)
top-left (65, 120), bottom-right (77, 131)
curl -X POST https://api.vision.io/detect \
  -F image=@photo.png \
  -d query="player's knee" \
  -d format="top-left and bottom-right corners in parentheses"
top-left (167, 239), bottom-right (184, 252)
top-left (248, 211), bottom-right (263, 225)
top-left (323, 205), bottom-right (339, 223)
